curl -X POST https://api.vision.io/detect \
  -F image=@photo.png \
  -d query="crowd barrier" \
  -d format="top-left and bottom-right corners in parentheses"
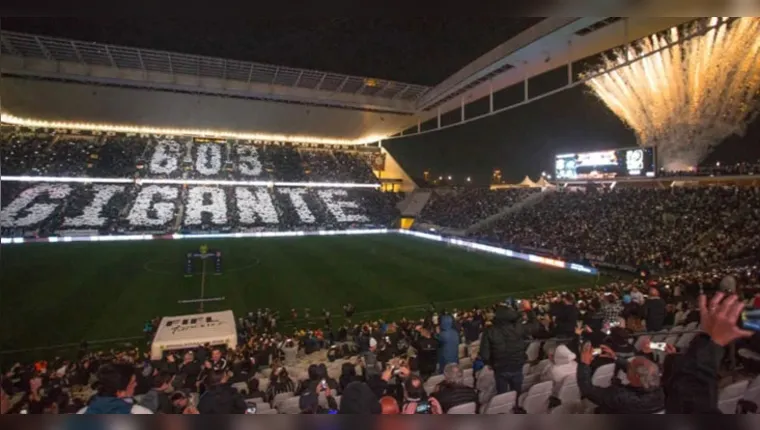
top-left (1, 228), bottom-right (599, 275)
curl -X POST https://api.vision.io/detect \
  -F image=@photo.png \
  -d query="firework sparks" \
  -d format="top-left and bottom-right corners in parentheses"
top-left (583, 18), bottom-right (760, 170)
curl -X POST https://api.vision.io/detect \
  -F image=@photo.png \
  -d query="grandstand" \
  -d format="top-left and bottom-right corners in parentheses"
top-left (1, 16), bottom-right (759, 415)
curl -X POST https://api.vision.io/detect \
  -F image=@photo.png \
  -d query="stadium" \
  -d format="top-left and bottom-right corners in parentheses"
top-left (1, 16), bottom-right (760, 415)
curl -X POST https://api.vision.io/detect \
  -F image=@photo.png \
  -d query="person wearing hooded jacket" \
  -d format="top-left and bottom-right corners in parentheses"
top-left (436, 315), bottom-right (460, 373)
top-left (478, 307), bottom-right (533, 394)
top-left (539, 344), bottom-right (578, 395)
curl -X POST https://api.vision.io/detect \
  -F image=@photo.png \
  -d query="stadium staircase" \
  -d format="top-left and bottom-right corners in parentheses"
top-left (465, 189), bottom-right (555, 235)
top-left (397, 189), bottom-right (432, 217)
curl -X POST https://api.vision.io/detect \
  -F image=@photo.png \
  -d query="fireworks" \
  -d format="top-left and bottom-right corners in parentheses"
top-left (583, 18), bottom-right (760, 170)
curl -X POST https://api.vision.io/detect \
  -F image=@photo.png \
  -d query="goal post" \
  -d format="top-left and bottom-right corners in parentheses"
top-left (179, 244), bottom-right (225, 312)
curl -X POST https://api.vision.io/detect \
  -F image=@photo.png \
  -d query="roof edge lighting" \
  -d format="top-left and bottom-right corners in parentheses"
top-left (0, 113), bottom-right (388, 146)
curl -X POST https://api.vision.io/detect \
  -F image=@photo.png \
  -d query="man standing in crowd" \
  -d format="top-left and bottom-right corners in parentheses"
top-left (437, 314), bottom-right (460, 372)
top-left (478, 306), bottom-right (532, 394)
top-left (168, 351), bottom-right (201, 391)
top-left (207, 348), bottom-right (228, 371)
top-left (414, 325), bottom-right (439, 380)
top-left (577, 344), bottom-right (665, 413)
top-left (77, 364), bottom-right (153, 414)
top-left (601, 294), bottom-right (623, 325)
top-left (197, 370), bottom-right (247, 414)
top-left (553, 294), bottom-right (579, 338)
top-left (139, 372), bottom-right (174, 413)
top-left (431, 363), bottom-right (478, 413)
top-left (644, 287), bottom-right (666, 331)
top-left (361, 338), bottom-right (381, 379)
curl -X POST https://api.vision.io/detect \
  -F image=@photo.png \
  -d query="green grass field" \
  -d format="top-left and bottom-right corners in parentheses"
top-left (1, 234), bottom-right (596, 357)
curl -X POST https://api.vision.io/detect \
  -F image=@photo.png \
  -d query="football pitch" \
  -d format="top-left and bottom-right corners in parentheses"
top-left (1, 234), bottom-right (596, 356)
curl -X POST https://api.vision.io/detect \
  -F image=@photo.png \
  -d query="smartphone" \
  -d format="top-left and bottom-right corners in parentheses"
top-left (592, 348), bottom-right (601, 356)
top-left (321, 379), bottom-right (328, 389)
top-left (246, 406), bottom-right (257, 414)
top-left (741, 309), bottom-right (760, 331)
top-left (650, 342), bottom-right (667, 351)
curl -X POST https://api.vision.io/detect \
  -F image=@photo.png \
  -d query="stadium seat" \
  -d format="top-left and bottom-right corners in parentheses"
top-left (231, 382), bottom-right (247, 393)
top-left (246, 397), bottom-right (266, 407)
top-left (484, 391), bottom-right (517, 414)
top-left (550, 401), bottom-right (584, 414)
top-left (592, 363), bottom-right (616, 388)
top-left (463, 375), bottom-right (474, 388)
top-left (675, 331), bottom-right (697, 350)
top-left (521, 373), bottom-right (541, 392)
top-left (556, 375), bottom-right (581, 405)
top-left (459, 357), bottom-right (473, 370)
top-left (742, 375), bottom-right (760, 406)
top-left (256, 408), bottom-right (278, 414)
top-left (447, 402), bottom-right (477, 414)
top-left (718, 380), bottom-right (750, 414)
top-left (650, 330), bottom-right (669, 342)
top-left (424, 375), bottom-right (445, 394)
top-left (334, 395), bottom-right (341, 409)
top-left (684, 322), bottom-right (699, 331)
top-left (663, 334), bottom-right (680, 346)
top-left (526, 341), bottom-right (541, 362)
top-left (463, 368), bottom-right (474, 379)
top-left (458, 343), bottom-right (467, 359)
top-left (271, 392), bottom-right (294, 410)
top-left (278, 395), bottom-right (302, 414)
top-left (518, 380), bottom-right (553, 414)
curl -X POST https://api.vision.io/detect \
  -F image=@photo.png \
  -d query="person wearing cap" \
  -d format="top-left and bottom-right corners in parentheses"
top-left (360, 337), bottom-right (380, 379)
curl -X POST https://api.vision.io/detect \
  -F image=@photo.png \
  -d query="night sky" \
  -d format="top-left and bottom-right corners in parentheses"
top-left (3, 17), bottom-right (758, 185)
top-left (0, 17), bottom-right (542, 85)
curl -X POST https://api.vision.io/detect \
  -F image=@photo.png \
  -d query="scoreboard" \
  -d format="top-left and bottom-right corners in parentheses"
top-left (555, 147), bottom-right (656, 180)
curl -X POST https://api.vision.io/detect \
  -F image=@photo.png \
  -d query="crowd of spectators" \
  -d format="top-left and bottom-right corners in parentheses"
top-left (0, 132), bottom-right (379, 183)
top-left (477, 186), bottom-right (760, 271)
top-left (661, 160), bottom-right (760, 177)
top-left (3, 264), bottom-right (758, 414)
top-left (1, 183), bottom-right (399, 238)
top-left (420, 188), bottom-right (538, 229)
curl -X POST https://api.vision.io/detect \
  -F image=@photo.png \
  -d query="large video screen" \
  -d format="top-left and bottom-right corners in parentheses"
top-left (555, 147), bottom-right (656, 180)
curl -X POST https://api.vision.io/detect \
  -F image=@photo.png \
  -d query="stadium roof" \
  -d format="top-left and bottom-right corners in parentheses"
top-left (0, 18), bottom-right (543, 86)
top-left (0, 30), bottom-right (429, 104)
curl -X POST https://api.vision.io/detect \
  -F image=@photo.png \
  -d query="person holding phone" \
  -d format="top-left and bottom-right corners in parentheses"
top-left (577, 343), bottom-right (665, 414)
top-left (666, 293), bottom-right (755, 413)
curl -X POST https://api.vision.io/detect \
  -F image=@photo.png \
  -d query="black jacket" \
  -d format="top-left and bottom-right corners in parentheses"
top-left (462, 319), bottom-right (482, 343)
top-left (664, 334), bottom-right (724, 414)
top-left (644, 298), bottom-right (666, 331)
top-left (577, 359), bottom-right (665, 414)
top-left (431, 382), bottom-right (479, 413)
top-left (553, 303), bottom-right (579, 338)
top-left (197, 383), bottom-right (248, 414)
top-left (478, 308), bottom-right (530, 372)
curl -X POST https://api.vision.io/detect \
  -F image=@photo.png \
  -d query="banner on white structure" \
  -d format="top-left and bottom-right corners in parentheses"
top-left (150, 310), bottom-right (237, 360)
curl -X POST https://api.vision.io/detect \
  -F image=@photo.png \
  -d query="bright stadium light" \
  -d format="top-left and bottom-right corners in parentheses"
top-left (0, 113), bottom-right (390, 146)
top-left (0, 175), bottom-right (381, 188)
top-left (466, 177), bottom-right (471, 182)
top-left (447, 175), bottom-right (452, 180)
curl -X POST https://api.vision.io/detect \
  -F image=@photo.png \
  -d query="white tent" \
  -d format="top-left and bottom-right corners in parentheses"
top-left (518, 176), bottom-right (539, 187)
top-left (151, 310), bottom-right (237, 359)
top-left (535, 177), bottom-right (555, 188)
